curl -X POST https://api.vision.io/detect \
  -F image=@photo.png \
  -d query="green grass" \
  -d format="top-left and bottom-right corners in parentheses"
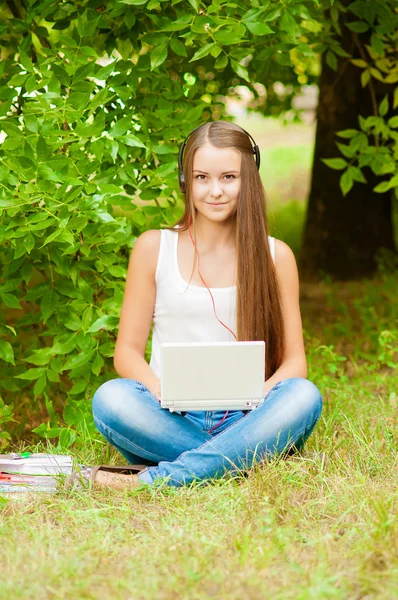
top-left (1, 267), bottom-right (397, 600)
top-left (1, 132), bottom-right (397, 599)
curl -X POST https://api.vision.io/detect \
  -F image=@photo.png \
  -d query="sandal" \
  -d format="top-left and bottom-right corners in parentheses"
top-left (65, 464), bottom-right (148, 491)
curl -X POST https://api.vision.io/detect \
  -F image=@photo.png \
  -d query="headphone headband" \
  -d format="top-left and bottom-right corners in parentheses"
top-left (178, 123), bottom-right (261, 193)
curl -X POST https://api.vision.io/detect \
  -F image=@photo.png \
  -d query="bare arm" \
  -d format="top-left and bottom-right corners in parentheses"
top-left (263, 240), bottom-right (307, 396)
top-left (113, 230), bottom-right (161, 395)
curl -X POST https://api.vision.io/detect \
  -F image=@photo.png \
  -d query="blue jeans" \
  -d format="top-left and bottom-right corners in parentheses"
top-left (92, 377), bottom-right (322, 488)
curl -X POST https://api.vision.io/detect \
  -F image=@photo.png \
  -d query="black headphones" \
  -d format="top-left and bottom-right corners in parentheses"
top-left (178, 123), bottom-right (261, 193)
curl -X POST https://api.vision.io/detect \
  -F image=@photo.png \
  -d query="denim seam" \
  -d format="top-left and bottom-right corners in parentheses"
top-left (93, 415), bottom-right (167, 463)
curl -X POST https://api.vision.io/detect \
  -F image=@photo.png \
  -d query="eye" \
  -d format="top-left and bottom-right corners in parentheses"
top-left (195, 174), bottom-right (206, 180)
top-left (224, 174), bottom-right (236, 180)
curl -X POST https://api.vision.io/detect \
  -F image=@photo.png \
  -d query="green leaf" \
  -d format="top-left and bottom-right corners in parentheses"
top-left (0, 340), bottom-right (14, 365)
top-left (36, 136), bottom-right (50, 161)
top-left (350, 59), bottom-right (368, 68)
top-left (280, 12), bottom-right (296, 34)
top-left (15, 367), bottom-right (46, 380)
top-left (214, 54), bottom-right (228, 69)
top-left (62, 350), bottom-right (95, 371)
top-left (230, 59), bottom-right (250, 83)
top-left (187, 0), bottom-right (200, 11)
top-left (373, 180), bottom-right (395, 193)
top-left (336, 129), bottom-right (358, 139)
top-left (169, 37), bottom-right (187, 57)
top-left (40, 228), bottom-right (63, 248)
top-left (8, 73), bottom-right (28, 87)
top-left (91, 352), bottom-right (105, 376)
top-left (336, 142), bottom-right (356, 159)
top-left (51, 334), bottom-right (77, 355)
top-left (63, 312), bottom-right (82, 331)
top-left (346, 21), bottom-right (369, 33)
top-left (110, 116), bottom-right (132, 137)
top-left (72, 63), bottom-right (93, 83)
top-left (361, 70), bottom-right (370, 87)
top-left (379, 95), bottom-right (389, 117)
top-left (82, 306), bottom-right (93, 331)
top-left (322, 158), bottom-right (347, 170)
top-left (88, 315), bottom-right (119, 333)
top-left (34, 373), bottom-right (47, 398)
top-left (45, 371), bottom-right (58, 384)
top-left (189, 43), bottom-right (215, 63)
top-left (32, 424), bottom-right (63, 439)
top-left (19, 51), bottom-right (34, 73)
top-left (1, 293), bottom-right (21, 309)
top-left (69, 379), bottom-right (89, 396)
top-left (340, 169), bottom-right (354, 196)
top-left (59, 428), bottom-right (76, 448)
top-left (124, 11), bottom-right (136, 29)
top-left (348, 166), bottom-right (366, 184)
top-left (69, 216), bottom-right (88, 231)
top-left (118, 134), bottom-right (147, 148)
top-left (24, 113), bottom-right (39, 133)
top-left (388, 116), bottom-right (398, 129)
top-left (52, 64), bottom-right (70, 87)
top-left (370, 33), bottom-right (384, 57)
top-left (23, 348), bottom-right (53, 366)
top-left (326, 51), bottom-right (337, 71)
top-left (80, 46), bottom-right (98, 58)
top-left (117, 39), bottom-right (133, 61)
top-left (108, 265), bottom-right (126, 277)
top-left (245, 22), bottom-right (274, 36)
top-left (150, 44), bottom-right (168, 70)
top-left (41, 288), bottom-right (59, 323)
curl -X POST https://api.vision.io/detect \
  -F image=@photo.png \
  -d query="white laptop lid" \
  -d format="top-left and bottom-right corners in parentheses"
top-left (160, 341), bottom-right (265, 401)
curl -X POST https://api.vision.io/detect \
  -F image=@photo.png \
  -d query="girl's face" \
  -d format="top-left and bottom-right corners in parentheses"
top-left (191, 142), bottom-right (241, 223)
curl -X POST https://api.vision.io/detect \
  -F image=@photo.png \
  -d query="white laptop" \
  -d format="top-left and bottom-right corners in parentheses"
top-left (160, 341), bottom-right (265, 412)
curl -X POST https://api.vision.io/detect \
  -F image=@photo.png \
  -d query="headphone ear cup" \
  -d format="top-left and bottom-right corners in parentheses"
top-left (254, 145), bottom-right (261, 169)
top-left (179, 172), bottom-right (186, 193)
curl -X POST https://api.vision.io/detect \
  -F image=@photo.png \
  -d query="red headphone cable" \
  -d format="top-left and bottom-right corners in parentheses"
top-left (187, 214), bottom-right (237, 432)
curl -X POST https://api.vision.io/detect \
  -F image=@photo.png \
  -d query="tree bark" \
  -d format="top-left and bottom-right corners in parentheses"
top-left (300, 23), bottom-right (396, 280)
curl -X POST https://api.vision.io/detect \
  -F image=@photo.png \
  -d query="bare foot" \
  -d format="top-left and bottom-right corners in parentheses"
top-left (94, 471), bottom-right (141, 490)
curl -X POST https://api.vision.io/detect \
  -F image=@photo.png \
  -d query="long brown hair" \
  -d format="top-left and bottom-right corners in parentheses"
top-left (166, 121), bottom-right (285, 379)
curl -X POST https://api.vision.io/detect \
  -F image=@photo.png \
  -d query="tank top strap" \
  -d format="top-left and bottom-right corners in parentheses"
top-left (155, 228), bottom-right (178, 284)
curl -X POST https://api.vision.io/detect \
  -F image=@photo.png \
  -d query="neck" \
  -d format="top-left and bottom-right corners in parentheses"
top-left (190, 213), bottom-right (236, 250)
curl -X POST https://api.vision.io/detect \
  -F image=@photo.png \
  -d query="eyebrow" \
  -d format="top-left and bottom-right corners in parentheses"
top-left (193, 170), bottom-right (240, 175)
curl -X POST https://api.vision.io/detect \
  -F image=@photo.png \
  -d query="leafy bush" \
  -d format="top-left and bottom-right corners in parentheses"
top-left (1, 0), bottom-right (397, 448)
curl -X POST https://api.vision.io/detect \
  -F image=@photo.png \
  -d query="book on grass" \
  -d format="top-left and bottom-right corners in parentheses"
top-left (0, 473), bottom-right (59, 494)
top-left (0, 453), bottom-right (73, 476)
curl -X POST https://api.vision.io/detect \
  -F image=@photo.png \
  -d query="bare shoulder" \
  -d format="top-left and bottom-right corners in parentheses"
top-left (131, 229), bottom-right (161, 272)
top-left (273, 238), bottom-right (299, 290)
top-left (273, 238), bottom-right (297, 266)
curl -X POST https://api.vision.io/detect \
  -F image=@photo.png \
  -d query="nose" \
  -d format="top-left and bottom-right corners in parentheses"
top-left (209, 179), bottom-right (223, 198)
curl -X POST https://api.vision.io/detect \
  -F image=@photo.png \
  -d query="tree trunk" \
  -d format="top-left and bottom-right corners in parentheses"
top-left (300, 22), bottom-right (396, 280)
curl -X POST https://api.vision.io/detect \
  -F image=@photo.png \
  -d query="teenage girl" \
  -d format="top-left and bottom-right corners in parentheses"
top-left (90, 121), bottom-right (322, 490)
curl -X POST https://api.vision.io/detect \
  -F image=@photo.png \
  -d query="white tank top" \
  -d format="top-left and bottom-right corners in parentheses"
top-left (149, 227), bottom-right (275, 379)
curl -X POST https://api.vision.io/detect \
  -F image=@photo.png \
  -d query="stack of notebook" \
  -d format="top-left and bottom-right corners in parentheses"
top-left (0, 453), bottom-right (73, 494)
